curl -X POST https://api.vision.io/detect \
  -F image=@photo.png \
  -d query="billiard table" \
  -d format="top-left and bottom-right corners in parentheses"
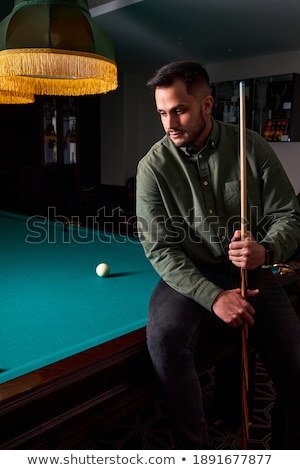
top-left (1, 211), bottom-right (299, 449)
top-left (0, 210), bottom-right (160, 449)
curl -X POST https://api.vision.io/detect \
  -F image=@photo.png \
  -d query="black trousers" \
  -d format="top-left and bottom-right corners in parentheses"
top-left (147, 263), bottom-right (300, 449)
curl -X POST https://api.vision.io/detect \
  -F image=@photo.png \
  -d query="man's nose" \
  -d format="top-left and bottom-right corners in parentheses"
top-left (165, 114), bottom-right (178, 129)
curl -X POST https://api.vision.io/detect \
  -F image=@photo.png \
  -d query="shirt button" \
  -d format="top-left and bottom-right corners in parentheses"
top-left (199, 153), bottom-right (203, 159)
top-left (209, 209), bottom-right (213, 214)
top-left (203, 180), bottom-right (208, 186)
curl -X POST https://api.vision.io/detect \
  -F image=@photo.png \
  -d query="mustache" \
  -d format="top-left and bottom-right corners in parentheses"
top-left (167, 128), bottom-right (185, 133)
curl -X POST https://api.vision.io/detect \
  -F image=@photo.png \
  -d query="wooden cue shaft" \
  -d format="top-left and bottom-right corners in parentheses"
top-left (240, 82), bottom-right (247, 259)
top-left (239, 81), bottom-right (249, 448)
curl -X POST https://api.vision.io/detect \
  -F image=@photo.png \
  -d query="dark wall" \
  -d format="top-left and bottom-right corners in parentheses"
top-left (0, 96), bottom-right (101, 219)
top-left (0, 1), bottom-right (13, 20)
top-left (0, 102), bottom-right (40, 212)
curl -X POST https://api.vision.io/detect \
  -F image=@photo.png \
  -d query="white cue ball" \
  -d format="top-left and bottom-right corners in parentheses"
top-left (96, 263), bottom-right (110, 277)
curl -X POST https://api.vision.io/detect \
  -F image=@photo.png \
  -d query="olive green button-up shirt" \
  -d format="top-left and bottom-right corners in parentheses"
top-left (136, 118), bottom-right (300, 312)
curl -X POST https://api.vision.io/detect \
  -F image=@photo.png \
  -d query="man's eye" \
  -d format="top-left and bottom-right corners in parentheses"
top-left (176, 108), bottom-right (184, 114)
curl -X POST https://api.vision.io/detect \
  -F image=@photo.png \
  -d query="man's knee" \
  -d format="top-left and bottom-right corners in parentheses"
top-left (146, 320), bottom-right (184, 360)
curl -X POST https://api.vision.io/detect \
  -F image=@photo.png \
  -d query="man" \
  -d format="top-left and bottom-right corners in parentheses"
top-left (136, 61), bottom-right (300, 449)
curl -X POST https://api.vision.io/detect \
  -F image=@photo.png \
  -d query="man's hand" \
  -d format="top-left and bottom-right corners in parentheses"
top-left (212, 288), bottom-right (259, 327)
top-left (228, 230), bottom-right (266, 270)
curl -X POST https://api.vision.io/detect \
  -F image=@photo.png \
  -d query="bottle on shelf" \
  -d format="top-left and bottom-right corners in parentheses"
top-left (64, 116), bottom-right (77, 164)
top-left (228, 103), bottom-right (237, 123)
top-left (69, 117), bottom-right (76, 164)
top-left (222, 103), bottom-right (229, 122)
top-left (64, 116), bottom-right (77, 165)
top-left (44, 113), bottom-right (57, 164)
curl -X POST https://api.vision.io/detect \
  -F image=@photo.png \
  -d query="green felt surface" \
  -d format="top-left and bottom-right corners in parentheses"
top-left (0, 212), bottom-right (158, 384)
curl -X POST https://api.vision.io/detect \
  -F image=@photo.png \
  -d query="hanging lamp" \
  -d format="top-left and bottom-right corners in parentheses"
top-left (0, 0), bottom-right (118, 96)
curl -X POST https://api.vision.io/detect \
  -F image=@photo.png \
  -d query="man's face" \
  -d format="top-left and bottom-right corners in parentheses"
top-left (155, 79), bottom-right (213, 148)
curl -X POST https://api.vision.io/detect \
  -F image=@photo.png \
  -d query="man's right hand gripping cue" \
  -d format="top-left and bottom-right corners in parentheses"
top-left (212, 230), bottom-right (266, 328)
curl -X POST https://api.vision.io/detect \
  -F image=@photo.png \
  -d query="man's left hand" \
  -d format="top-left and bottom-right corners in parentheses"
top-left (228, 230), bottom-right (266, 270)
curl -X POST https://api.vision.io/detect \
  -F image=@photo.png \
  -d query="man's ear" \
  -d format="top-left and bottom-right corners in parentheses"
top-left (202, 95), bottom-right (214, 115)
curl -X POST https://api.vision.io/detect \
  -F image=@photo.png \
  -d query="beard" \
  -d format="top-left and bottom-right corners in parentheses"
top-left (168, 107), bottom-right (207, 148)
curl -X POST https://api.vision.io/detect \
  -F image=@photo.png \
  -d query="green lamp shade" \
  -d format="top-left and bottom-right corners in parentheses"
top-left (0, 0), bottom-right (118, 96)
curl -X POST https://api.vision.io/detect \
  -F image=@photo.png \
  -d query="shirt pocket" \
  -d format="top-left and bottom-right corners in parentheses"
top-left (223, 176), bottom-right (262, 225)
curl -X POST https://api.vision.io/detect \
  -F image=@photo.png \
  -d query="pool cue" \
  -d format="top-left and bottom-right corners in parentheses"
top-left (239, 81), bottom-right (249, 449)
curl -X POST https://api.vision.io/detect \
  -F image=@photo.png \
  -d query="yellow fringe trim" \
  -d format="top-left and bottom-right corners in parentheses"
top-left (0, 49), bottom-right (118, 96)
top-left (0, 91), bottom-right (35, 104)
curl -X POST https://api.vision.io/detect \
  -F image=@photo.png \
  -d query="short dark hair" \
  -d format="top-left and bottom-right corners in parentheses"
top-left (147, 61), bottom-right (210, 95)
